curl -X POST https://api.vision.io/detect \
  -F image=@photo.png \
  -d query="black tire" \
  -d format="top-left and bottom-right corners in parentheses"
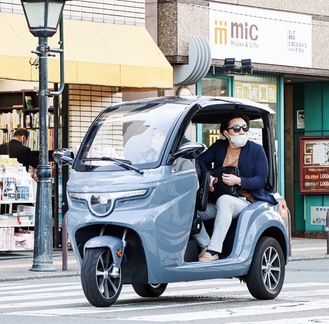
top-left (132, 283), bottom-right (168, 297)
top-left (81, 248), bottom-right (123, 307)
top-left (246, 236), bottom-right (285, 300)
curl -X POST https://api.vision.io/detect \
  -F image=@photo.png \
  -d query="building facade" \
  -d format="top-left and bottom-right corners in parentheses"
top-left (0, 0), bottom-right (173, 247)
top-left (0, 0), bottom-right (172, 148)
top-left (1, 0), bottom-right (329, 238)
top-left (156, 0), bottom-right (329, 237)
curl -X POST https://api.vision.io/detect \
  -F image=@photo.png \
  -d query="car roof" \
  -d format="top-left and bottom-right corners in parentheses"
top-left (117, 95), bottom-right (274, 115)
top-left (190, 97), bottom-right (274, 124)
top-left (117, 96), bottom-right (274, 113)
top-left (107, 96), bottom-right (274, 125)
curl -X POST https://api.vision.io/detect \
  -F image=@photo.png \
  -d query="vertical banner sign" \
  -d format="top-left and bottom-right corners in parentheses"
top-left (209, 3), bottom-right (312, 67)
top-left (299, 136), bottom-right (329, 194)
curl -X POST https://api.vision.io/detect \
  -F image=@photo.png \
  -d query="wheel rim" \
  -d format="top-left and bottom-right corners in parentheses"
top-left (96, 249), bottom-right (121, 300)
top-left (261, 246), bottom-right (281, 291)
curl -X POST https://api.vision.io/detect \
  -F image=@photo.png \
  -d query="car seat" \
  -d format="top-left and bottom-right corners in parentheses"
top-left (190, 160), bottom-right (210, 236)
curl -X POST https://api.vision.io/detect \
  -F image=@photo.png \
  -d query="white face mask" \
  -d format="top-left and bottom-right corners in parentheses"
top-left (229, 134), bottom-right (248, 147)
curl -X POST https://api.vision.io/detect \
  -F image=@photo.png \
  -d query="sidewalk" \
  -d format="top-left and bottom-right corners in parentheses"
top-left (0, 248), bottom-right (80, 282)
top-left (289, 237), bottom-right (329, 260)
top-left (0, 238), bottom-right (328, 282)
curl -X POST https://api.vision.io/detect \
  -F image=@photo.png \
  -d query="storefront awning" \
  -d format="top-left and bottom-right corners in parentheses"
top-left (0, 13), bottom-right (173, 90)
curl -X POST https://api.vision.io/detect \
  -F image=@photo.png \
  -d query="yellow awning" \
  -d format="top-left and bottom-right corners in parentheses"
top-left (0, 12), bottom-right (173, 90)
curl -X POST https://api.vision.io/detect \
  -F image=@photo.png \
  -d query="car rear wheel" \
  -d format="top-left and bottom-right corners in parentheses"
top-left (246, 236), bottom-right (285, 300)
top-left (132, 283), bottom-right (168, 297)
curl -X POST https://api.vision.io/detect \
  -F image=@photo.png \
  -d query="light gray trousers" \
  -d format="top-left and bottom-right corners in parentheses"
top-left (194, 194), bottom-right (249, 253)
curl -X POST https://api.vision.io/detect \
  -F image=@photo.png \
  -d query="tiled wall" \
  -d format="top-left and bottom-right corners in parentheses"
top-left (0, 0), bottom-right (145, 26)
top-left (68, 84), bottom-right (122, 151)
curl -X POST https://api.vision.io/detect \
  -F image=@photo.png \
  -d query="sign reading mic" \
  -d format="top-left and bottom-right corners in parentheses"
top-left (209, 3), bottom-right (312, 67)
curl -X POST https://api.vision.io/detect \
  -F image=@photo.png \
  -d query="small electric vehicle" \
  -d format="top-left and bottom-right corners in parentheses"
top-left (54, 96), bottom-right (290, 307)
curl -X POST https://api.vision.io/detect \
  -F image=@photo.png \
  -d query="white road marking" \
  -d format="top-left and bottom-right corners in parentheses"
top-left (128, 300), bottom-right (329, 322)
top-left (1, 280), bottom-right (329, 322)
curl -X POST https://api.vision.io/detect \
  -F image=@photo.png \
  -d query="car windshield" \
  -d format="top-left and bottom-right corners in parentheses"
top-left (74, 101), bottom-right (188, 171)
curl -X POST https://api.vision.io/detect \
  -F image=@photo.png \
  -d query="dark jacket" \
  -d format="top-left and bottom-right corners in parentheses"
top-left (197, 139), bottom-right (277, 205)
top-left (0, 139), bottom-right (39, 171)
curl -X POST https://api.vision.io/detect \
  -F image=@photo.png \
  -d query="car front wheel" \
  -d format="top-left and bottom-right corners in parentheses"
top-left (246, 236), bottom-right (285, 300)
top-left (81, 247), bottom-right (123, 307)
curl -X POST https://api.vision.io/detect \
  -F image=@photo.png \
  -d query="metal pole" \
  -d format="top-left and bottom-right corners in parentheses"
top-left (326, 209), bottom-right (329, 255)
top-left (62, 211), bottom-right (68, 271)
top-left (30, 36), bottom-right (56, 272)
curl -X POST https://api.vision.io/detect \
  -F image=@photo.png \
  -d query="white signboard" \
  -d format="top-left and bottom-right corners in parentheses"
top-left (297, 110), bottom-right (305, 129)
top-left (310, 206), bottom-right (329, 226)
top-left (209, 3), bottom-right (312, 67)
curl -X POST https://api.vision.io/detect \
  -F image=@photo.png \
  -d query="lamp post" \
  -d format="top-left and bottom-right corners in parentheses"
top-left (21, 0), bottom-right (68, 271)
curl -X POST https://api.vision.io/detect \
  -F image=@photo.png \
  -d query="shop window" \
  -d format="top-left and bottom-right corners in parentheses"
top-left (201, 78), bottom-right (228, 96)
top-left (198, 75), bottom-right (277, 146)
top-left (234, 75), bottom-right (277, 113)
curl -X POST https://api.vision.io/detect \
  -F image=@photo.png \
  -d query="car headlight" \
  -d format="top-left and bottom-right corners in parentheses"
top-left (68, 189), bottom-right (149, 217)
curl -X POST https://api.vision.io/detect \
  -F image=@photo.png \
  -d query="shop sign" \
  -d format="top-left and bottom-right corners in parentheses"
top-left (297, 110), bottom-right (305, 129)
top-left (234, 82), bottom-right (276, 103)
top-left (209, 3), bottom-right (312, 67)
top-left (310, 206), bottom-right (329, 226)
top-left (299, 136), bottom-right (329, 194)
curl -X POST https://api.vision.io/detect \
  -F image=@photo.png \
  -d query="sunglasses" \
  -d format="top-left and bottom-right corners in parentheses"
top-left (227, 124), bottom-right (249, 133)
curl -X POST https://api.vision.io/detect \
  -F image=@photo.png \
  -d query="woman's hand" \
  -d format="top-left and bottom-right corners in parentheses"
top-left (209, 175), bottom-right (218, 192)
top-left (222, 173), bottom-right (241, 186)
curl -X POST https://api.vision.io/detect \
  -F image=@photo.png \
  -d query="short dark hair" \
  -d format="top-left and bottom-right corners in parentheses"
top-left (14, 128), bottom-right (29, 138)
top-left (220, 113), bottom-right (250, 136)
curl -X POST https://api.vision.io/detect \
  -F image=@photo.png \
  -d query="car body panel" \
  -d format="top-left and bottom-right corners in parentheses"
top-left (60, 96), bottom-right (289, 287)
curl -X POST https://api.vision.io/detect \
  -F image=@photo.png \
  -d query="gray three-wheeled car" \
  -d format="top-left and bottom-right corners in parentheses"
top-left (54, 96), bottom-right (290, 307)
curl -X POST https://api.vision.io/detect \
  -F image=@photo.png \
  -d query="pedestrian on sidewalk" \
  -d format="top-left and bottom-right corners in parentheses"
top-left (0, 128), bottom-right (39, 172)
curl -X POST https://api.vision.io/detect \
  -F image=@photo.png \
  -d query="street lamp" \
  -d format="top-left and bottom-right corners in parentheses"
top-left (21, 0), bottom-right (68, 271)
top-left (21, 0), bottom-right (66, 37)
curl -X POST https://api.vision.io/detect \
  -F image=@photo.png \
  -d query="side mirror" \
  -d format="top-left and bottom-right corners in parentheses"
top-left (172, 142), bottom-right (206, 160)
top-left (53, 148), bottom-right (74, 166)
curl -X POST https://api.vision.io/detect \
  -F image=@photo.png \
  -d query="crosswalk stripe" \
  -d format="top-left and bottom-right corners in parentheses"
top-left (1, 280), bottom-right (329, 321)
top-left (0, 290), bottom-right (83, 303)
top-left (1, 279), bottom-right (328, 293)
top-left (0, 282), bottom-right (81, 292)
top-left (0, 284), bottom-right (82, 296)
top-left (1, 297), bottom-right (88, 310)
top-left (6, 300), bottom-right (221, 316)
top-left (2, 285), bottom-right (327, 306)
top-left (128, 300), bottom-right (329, 322)
top-left (230, 316), bottom-right (329, 324)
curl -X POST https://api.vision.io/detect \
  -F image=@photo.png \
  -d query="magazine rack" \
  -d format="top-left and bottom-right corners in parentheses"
top-left (0, 176), bottom-right (36, 251)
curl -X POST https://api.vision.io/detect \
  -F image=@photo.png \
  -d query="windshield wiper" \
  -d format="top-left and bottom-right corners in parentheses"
top-left (82, 157), bottom-right (144, 175)
top-left (101, 157), bottom-right (144, 175)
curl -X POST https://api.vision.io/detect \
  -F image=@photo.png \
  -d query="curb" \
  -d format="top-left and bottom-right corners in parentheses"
top-left (289, 255), bottom-right (329, 262)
